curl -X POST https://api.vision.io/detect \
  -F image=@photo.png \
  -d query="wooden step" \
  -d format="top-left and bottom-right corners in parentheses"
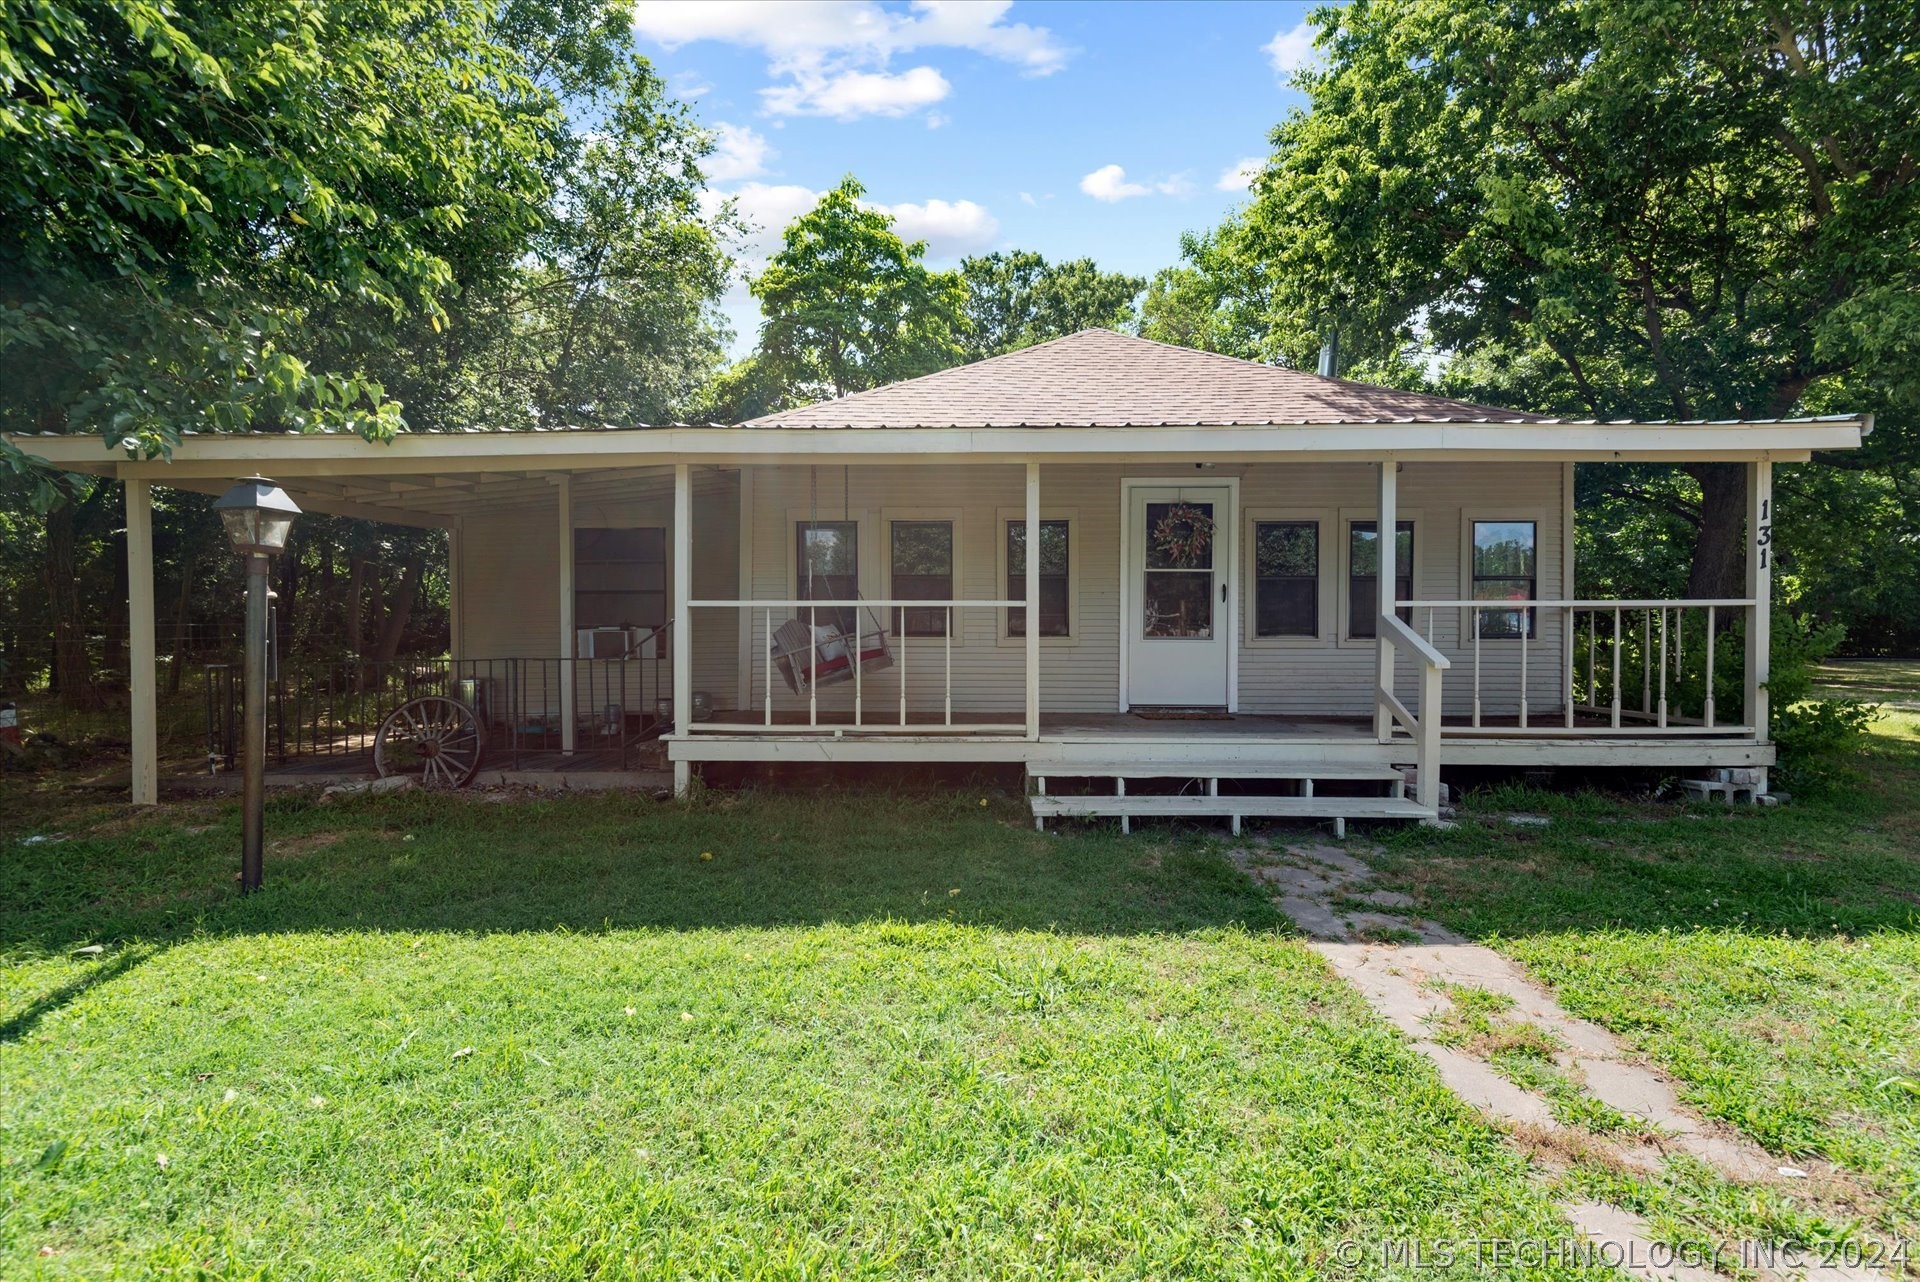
top-left (1028, 761), bottom-right (1404, 782)
top-left (1028, 794), bottom-right (1432, 821)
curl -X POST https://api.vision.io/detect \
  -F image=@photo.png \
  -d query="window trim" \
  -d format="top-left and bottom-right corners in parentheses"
top-left (1460, 510), bottom-right (1548, 642)
top-left (1336, 506), bottom-right (1424, 647)
top-left (995, 506), bottom-right (1080, 648)
top-left (881, 507), bottom-right (965, 644)
top-left (1242, 508), bottom-right (1333, 647)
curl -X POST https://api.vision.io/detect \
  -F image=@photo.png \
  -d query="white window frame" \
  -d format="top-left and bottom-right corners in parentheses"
top-left (1336, 505), bottom-right (1424, 648)
top-left (785, 506), bottom-right (877, 631)
top-left (882, 506), bottom-right (966, 647)
top-left (995, 505), bottom-right (1080, 648)
top-left (1459, 508), bottom-right (1548, 642)
top-left (1243, 507), bottom-right (1334, 648)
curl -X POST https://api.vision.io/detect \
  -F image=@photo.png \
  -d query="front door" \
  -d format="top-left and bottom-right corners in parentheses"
top-left (1126, 483), bottom-right (1233, 707)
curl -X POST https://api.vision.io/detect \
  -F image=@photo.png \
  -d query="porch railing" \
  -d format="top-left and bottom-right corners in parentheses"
top-left (1395, 598), bottom-right (1757, 737)
top-left (1374, 613), bottom-right (1449, 809)
top-left (685, 599), bottom-right (1028, 734)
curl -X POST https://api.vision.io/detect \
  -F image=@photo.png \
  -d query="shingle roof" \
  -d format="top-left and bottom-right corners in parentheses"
top-left (742, 328), bottom-right (1549, 429)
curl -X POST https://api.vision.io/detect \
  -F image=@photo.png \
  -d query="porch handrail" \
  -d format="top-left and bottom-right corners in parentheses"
top-left (1395, 595), bottom-right (1760, 737)
top-left (688, 598), bottom-right (1023, 609)
top-left (1374, 613), bottom-right (1447, 811)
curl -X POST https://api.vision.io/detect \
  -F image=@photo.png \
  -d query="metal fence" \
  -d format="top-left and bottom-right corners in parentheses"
top-left (204, 634), bottom-right (673, 773)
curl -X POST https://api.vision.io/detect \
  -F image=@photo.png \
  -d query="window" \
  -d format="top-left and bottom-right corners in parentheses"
top-left (1253, 520), bottom-right (1318, 637)
top-left (1348, 520), bottom-right (1414, 639)
top-left (1007, 519), bottom-right (1070, 638)
top-left (890, 520), bottom-right (953, 637)
top-left (573, 527), bottom-right (665, 628)
top-left (796, 521), bottom-right (858, 635)
top-left (1472, 520), bottom-right (1537, 639)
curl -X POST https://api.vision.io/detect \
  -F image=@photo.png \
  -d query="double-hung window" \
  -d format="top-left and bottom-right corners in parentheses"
top-left (890, 520), bottom-right (954, 637)
top-left (1472, 520), bottom-right (1537, 639)
top-left (1348, 520), bottom-right (1414, 639)
top-left (796, 521), bottom-right (859, 636)
top-left (1007, 519), bottom-right (1070, 638)
top-left (1253, 520), bottom-right (1318, 637)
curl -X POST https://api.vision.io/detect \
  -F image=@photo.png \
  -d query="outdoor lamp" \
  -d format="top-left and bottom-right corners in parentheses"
top-left (215, 476), bottom-right (300, 894)
top-left (212, 476), bottom-right (302, 556)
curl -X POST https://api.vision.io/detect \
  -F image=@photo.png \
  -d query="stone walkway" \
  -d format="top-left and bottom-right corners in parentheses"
top-left (1235, 837), bottom-right (1895, 1282)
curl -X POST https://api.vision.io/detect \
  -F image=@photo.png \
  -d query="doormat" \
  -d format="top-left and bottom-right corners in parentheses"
top-left (1132, 708), bottom-right (1234, 720)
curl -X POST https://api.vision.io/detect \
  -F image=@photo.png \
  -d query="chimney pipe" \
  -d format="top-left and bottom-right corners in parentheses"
top-left (1317, 326), bottom-right (1339, 378)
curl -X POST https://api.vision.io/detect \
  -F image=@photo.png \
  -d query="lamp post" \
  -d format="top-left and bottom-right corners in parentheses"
top-left (212, 477), bottom-right (301, 893)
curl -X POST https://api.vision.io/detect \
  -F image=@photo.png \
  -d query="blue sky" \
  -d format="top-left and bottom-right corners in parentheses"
top-left (631, 1), bottom-right (1318, 353)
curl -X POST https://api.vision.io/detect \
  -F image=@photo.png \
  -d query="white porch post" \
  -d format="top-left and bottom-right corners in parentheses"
top-left (125, 479), bottom-right (158, 805)
top-left (1373, 459), bottom-right (1398, 740)
top-left (1746, 459), bottom-right (1773, 743)
top-left (556, 474), bottom-right (575, 754)
top-left (673, 463), bottom-right (693, 796)
top-left (1025, 462), bottom-right (1040, 741)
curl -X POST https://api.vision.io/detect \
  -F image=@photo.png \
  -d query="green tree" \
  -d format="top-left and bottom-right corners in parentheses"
top-left (0, 0), bottom-right (569, 476)
top-left (751, 177), bottom-right (968, 399)
top-left (1189, 0), bottom-right (1920, 600)
top-left (959, 251), bottom-right (1144, 359)
top-left (307, 6), bottom-right (735, 432)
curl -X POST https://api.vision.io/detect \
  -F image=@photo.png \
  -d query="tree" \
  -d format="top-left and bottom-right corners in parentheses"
top-left (0, 0), bottom-right (570, 475)
top-left (751, 178), bottom-right (968, 399)
top-left (1191, 0), bottom-right (1920, 600)
top-left (959, 251), bottom-right (1144, 359)
top-left (305, 6), bottom-right (736, 433)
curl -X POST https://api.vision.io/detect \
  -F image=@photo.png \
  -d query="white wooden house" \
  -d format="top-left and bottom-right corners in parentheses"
top-left (15, 330), bottom-right (1873, 827)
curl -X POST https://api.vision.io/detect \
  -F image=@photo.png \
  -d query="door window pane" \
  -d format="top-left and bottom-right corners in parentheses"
top-left (797, 521), bottom-right (858, 635)
top-left (1348, 521), bottom-right (1414, 639)
top-left (1145, 501), bottom-right (1216, 569)
top-left (1254, 521), bottom-right (1317, 637)
top-left (890, 520), bottom-right (953, 637)
top-left (1473, 520), bottom-right (1537, 639)
top-left (1143, 572), bottom-right (1214, 638)
top-left (1007, 519), bottom-right (1070, 637)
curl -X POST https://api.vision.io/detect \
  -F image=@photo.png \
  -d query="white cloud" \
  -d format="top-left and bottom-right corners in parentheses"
top-left (869, 197), bottom-right (999, 257)
top-left (1079, 164), bottom-right (1189, 203)
top-left (635, 1), bottom-right (1068, 122)
top-left (761, 65), bottom-right (950, 120)
top-left (634, 1), bottom-right (1068, 73)
top-left (1018, 191), bottom-right (1037, 206)
top-left (704, 122), bottom-right (775, 182)
top-left (1264, 19), bottom-right (1318, 77)
top-left (1216, 156), bottom-right (1264, 192)
top-left (708, 184), bottom-right (998, 266)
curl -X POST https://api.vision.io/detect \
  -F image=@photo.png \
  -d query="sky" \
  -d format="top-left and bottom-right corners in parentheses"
top-left (630, 1), bottom-right (1319, 354)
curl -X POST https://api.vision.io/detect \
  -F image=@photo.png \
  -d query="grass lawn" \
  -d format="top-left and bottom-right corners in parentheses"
top-left (1366, 710), bottom-right (1920, 1252)
top-left (1, 787), bottom-right (1612, 1279)
top-left (1814, 657), bottom-right (1920, 704)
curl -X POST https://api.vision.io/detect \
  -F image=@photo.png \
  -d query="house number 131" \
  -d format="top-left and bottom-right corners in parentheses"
top-left (1755, 497), bottom-right (1772, 569)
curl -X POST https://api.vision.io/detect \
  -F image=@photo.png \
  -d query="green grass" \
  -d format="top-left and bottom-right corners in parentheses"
top-left (1813, 657), bottom-right (1920, 704)
top-left (0, 787), bottom-right (1610, 1279)
top-left (1366, 710), bottom-right (1920, 1249)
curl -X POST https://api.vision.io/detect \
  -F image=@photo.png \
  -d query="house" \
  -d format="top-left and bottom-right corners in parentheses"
top-left (14, 330), bottom-right (1872, 827)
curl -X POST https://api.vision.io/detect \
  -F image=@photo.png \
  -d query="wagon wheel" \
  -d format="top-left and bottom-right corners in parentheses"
top-left (373, 696), bottom-right (484, 788)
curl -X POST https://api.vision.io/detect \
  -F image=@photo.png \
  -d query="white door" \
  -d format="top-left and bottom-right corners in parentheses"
top-left (1126, 483), bottom-right (1233, 707)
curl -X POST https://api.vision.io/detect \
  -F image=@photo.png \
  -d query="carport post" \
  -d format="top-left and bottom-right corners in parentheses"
top-left (673, 463), bottom-right (693, 797)
top-left (126, 479), bottom-right (159, 805)
top-left (556, 474), bottom-right (575, 754)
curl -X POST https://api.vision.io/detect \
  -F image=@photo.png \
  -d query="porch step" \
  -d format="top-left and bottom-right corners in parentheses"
top-left (1030, 760), bottom-right (1404, 783)
top-left (1027, 792), bottom-right (1436, 835)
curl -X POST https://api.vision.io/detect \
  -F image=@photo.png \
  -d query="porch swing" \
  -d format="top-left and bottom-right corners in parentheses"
top-left (769, 466), bottom-right (894, 698)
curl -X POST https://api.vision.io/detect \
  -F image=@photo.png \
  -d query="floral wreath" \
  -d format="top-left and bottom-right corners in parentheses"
top-left (1151, 502), bottom-right (1214, 568)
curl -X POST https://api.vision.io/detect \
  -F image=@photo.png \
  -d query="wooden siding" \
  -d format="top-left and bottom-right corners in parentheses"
top-left (456, 471), bottom-right (739, 705)
top-left (453, 461), bottom-right (1568, 721)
